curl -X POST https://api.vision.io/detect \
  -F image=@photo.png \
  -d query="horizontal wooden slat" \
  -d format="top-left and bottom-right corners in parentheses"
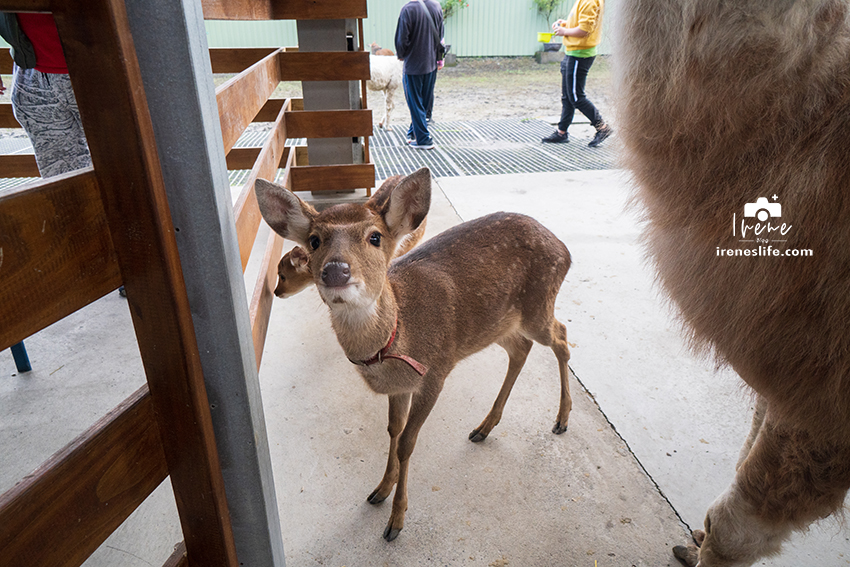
top-left (249, 229), bottom-right (284, 370)
top-left (0, 386), bottom-right (168, 567)
top-left (0, 103), bottom-right (21, 128)
top-left (0, 154), bottom-right (39, 178)
top-left (254, 97), bottom-right (303, 122)
top-left (0, 170), bottom-right (122, 352)
top-left (202, 0), bottom-right (367, 20)
top-left (226, 145), bottom-right (306, 171)
top-left (289, 163), bottom-right (375, 192)
top-left (234, 98), bottom-right (290, 271)
top-left (209, 47), bottom-right (277, 74)
top-left (285, 109), bottom-right (373, 139)
top-left (280, 51), bottom-right (370, 82)
top-left (1, 48), bottom-right (12, 74)
top-left (0, 1), bottom-right (50, 14)
top-left (216, 50), bottom-right (282, 154)
top-left (163, 541), bottom-right (188, 567)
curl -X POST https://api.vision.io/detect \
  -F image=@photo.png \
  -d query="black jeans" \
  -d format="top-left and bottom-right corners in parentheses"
top-left (558, 55), bottom-right (602, 132)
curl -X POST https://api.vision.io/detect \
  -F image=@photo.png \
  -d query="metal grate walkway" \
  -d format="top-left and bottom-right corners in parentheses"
top-left (1, 119), bottom-right (619, 191)
top-left (371, 118), bottom-right (618, 179)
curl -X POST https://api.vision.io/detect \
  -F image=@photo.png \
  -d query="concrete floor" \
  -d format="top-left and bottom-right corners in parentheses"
top-left (2, 169), bottom-right (849, 566)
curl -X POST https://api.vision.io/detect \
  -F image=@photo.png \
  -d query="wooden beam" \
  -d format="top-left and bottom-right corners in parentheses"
top-left (233, 98), bottom-right (290, 271)
top-left (216, 50), bottom-right (282, 154)
top-left (289, 163), bottom-right (375, 192)
top-left (163, 542), bottom-right (188, 567)
top-left (0, 154), bottom-right (39, 178)
top-left (0, 387), bottom-right (168, 567)
top-left (202, 0), bottom-right (368, 20)
top-left (279, 51), bottom-right (370, 82)
top-left (0, 103), bottom-right (21, 128)
top-left (0, 170), bottom-right (122, 352)
top-left (226, 147), bottom-right (262, 170)
top-left (254, 97), bottom-right (304, 123)
top-left (54, 1), bottom-right (238, 563)
top-left (1, 48), bottom-right (12, 74)
top-left (0, 1), bottom-right (50, 13)
top-left (249, 229), bottom-right (284, 370)
top-left (208, 47), bottom-right (277, 74)
top-left (285, 109), bottom-right (373, 139)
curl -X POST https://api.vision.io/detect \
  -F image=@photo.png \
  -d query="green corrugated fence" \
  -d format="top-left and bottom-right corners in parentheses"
top-left (204, 0), bottom-right (616, 57)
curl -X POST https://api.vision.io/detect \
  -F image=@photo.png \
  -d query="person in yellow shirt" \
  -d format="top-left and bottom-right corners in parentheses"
top-left (541, 0), bottom-right (612, 147)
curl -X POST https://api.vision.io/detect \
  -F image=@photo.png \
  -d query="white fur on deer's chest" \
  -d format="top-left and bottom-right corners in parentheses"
top-left (356, 362), bottom-right (422, 395)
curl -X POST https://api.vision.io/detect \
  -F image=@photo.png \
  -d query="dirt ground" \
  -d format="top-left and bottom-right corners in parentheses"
top-left (268, 54), bottom-right (614, 129)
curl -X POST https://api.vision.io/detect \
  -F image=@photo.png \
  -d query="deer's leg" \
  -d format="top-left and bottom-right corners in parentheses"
top-left (383, 382), bottom-right (444, 541)
top-left (736, 394), bottom-right (767, 471)
top-left (469, 334), bottom-right (533, 442)
top-left (539, 319), bottom-right (572, 434)
top-left (368, 392), bottom-right (411, 504)
top-left (678, 415), bottom-right (850, 567)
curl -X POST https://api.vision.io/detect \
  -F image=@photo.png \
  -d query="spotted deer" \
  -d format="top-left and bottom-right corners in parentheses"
top-left (255, 167), bottom-right (573, 541)
top-left (274, 175), bottom-right (427, 298)
top-left (618, 0), bottom-right (850, 565)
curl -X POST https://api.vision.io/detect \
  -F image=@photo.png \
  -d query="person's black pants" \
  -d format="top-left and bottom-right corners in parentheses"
top-left (558, 54), bottom-right (602, 132)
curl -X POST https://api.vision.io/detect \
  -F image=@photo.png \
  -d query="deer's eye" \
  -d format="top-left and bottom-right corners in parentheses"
top-left (308, 235), bottom-right (321, 250)
top-left (369, 232), bottom-right (382, 247)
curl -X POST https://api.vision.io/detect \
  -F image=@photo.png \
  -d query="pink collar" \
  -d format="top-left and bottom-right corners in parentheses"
top-left (349, 318), bottom-right (428, 376)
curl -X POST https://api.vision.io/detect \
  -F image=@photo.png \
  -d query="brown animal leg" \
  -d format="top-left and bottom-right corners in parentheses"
top-left (383, 383), bottom-right (445, 541)
top-left (692, 416), bottom-right (850, 566)
top-left (469, 334), bottom-right (533, 442)
top-left (368, 393), bottom-right (411, 504)
top-left (535, 319), bottom-right (572, 434)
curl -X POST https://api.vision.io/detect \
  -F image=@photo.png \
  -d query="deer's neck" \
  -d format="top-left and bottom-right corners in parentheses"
top-left (328, 283), bottom-right (398, 361)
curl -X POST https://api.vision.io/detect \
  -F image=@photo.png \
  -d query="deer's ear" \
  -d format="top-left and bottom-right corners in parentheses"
top-left (382, 167), bottom-right (431, 239)
top-left (255, 178), bottom-right (316, 246)
top-left (289, 246), bottom-right (310, 271)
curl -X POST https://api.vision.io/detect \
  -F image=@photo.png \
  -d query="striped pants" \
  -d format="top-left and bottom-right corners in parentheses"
top-left (11, 66), bottom-right (92, 178)
top-left (558, 55), bottom-right (602, 133)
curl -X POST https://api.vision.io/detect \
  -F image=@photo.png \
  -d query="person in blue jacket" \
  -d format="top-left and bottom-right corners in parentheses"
top-left (395, 0), bottom-right (443, 150)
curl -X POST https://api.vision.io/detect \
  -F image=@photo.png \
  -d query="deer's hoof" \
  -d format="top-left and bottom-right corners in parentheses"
top-left (367, 489), bottom-right (389, 505)
top-left (672, 544), bottom-right (699, 567)
top-left (468, 429), bottom-right (488, 443)
top-left (383, 525), bottom-right (402, 542)
top-left (552, 421), bottom-right (568, 434)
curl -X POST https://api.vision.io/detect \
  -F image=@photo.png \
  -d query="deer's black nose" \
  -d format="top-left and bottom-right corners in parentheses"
top-left (321, 262), bottom-right (351, 287)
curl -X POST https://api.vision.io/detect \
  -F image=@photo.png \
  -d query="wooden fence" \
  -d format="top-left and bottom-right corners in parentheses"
top-left (0, 0), bottom-right (374, 564)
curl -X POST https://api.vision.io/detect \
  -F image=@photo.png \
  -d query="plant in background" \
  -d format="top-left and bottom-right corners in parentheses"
top-left (532, 0), bottom-right (566, 28)
top-left (441, 0), bottom-right (469, 19)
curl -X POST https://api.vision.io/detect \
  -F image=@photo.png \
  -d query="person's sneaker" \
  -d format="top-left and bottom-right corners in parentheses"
top-left (588, 123), bottom-right (613, 147)
top-left (410, 142), bottom-right (435, 150)
top-left (406, 137), bottom-right (415, 145)
top-left (541, 130), bottom-right (569, 143)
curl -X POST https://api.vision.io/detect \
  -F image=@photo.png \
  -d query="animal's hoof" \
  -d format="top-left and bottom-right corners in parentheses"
top-left (468, 429), bottom-right (488, 443)
top-left (672, 544), bottom-right (699, 567)
top-left (552, 421), bottom-right (568, 434)
top-left (383, 525), bottom-right (402, 542)
top-left (367, 489), bottom-right (388, 504)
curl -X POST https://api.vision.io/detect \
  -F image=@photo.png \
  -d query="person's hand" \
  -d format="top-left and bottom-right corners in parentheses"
top-left (0, 75), bottom-right (5, 96)
top-left (437, 60), bottom-right (444, 70)
top-left (553, 26), bottom-right (567, 37)
top-left (552, 19), bottom-right (564, 31)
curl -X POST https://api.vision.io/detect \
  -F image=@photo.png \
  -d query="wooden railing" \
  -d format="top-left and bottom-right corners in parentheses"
top-left (0, 0), bottom-right (374, 565)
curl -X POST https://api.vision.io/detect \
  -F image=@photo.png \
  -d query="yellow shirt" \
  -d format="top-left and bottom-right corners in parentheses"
top-left (562, 0), bottom-right (603, 55)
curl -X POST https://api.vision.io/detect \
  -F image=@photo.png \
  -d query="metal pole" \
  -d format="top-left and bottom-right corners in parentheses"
top-left (123, 1), bottom-right (285, 565)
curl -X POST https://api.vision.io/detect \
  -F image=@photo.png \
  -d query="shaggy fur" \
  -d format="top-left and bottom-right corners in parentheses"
top-left (618, 0), bottom-right (850, 565)
top-left (367, 54), bottom-right (404, 131)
